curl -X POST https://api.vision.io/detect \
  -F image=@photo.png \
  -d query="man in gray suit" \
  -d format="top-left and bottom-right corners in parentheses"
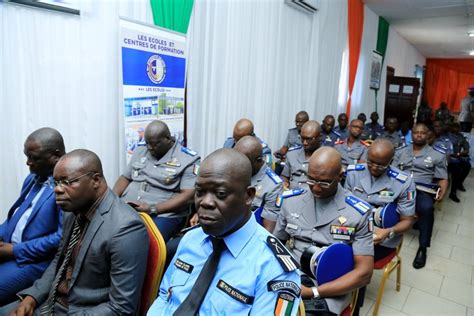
top-left (3, 149), bottom-right (149, 315)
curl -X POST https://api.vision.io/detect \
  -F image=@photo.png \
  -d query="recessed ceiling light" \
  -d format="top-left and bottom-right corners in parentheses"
top-left (470, 51), bottom-right (474, 56)
top-left (469, 32), bottom-right (474, 37)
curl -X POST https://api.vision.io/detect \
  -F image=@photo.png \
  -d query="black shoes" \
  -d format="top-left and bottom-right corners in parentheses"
top-left (413, 247), bottom-right (427, 269)
top-left (449, 193), bottom-right (460, 203)
top-left (459, 185), bottom-right (466, 192)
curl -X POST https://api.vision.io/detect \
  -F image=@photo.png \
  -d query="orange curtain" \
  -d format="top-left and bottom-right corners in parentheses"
top-left (424, 59), bottom-right (474, 113)
top-left (346, 0), bottom-right (364, 118)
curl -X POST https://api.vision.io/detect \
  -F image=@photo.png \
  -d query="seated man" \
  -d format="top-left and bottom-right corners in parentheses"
top-left (448, 122), bottom-right (471, 201)
top-left (321, 115), bottom-right (341, 147)
top-left (334, 113), bottom-right (349, 140)
top-left (274, 147), bottom-right (373, 316)
top-left (381, 117), bottom-right (403, 148)
top-left (0, 128), bottom-right (64, 306)
top-left (113, 120), bottom-right (200, 241)
top-left (345, 139), bottom-right (415, 312)
top-left (275, 111), bottom-right (309, 159)
top-left (2, 149), bottom-right (149, 315)
top-left (148, 149), bottom-right (301, 315)
top-left (235, 136), bottom-right (283, 232)
top-left (365, 112), bottom-right (384, 140)
top-left (432, 120), bottom-right (454, 157)
top-left (334, 119), bottom-right (368, 171)
top-left (281, 121), bottom-right (322, 188)
top-left (392, 123), bottom-right (448, 268)
top-left (399, 121), bottom-right (412, 146)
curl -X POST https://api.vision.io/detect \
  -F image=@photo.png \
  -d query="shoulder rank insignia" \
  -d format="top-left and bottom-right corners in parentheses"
top-left (266, 168), bottom-right (283, 184)
top-left (346, 164), bottom-right (365, 172)
top-left (181, 146), bottom-right (197, 156)
top-left (276, 188), bottom-right (305, 207)
top-left (345, 195), bottom-right (371, 215)
top-left (288, 145), bottom-right (302, 152)
top-left (396, 143), bottom-right (408, 150)
top-left (266, 236), bottom-right (299, 272)
top-left (433, 145), bottom-right (446, 155)
top-left (387, 168), bottom-right (408, 183)
top-left (359, 140), bottom-right (371, 147)
top-left (332, 130), bottom-right (341, 137)
top-left (335, 140), bottom-right (345, 145)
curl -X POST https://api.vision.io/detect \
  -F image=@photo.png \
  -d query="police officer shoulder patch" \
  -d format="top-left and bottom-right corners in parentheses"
top-left (274, 292), bottom-right (297, 316)
top-left (345, 196), bottom-right (371, 215)
top-left (266, 168), bottom-right (283, 184)
top-left (288, 145), bottom-right (302, 152)
top-left (181, 146), bottom-right (197, 156)
top-left (267, 280), bottom-right (301, 297)
top-left (387, 168), bottom-right (408, 183)
top-left (433, 145), bottom-right (446, 155)
top-left (276, 188), bottom-right (305, 207)
top-left (266, 236), bottom-right (299, 272)
top-left (346, 164), bottom-right (365, 172)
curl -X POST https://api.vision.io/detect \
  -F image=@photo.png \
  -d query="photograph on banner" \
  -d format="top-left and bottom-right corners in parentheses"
top-left (119, 19), bottom-right (186, 162)
top-left (370, 51), bottom-right (383, 90)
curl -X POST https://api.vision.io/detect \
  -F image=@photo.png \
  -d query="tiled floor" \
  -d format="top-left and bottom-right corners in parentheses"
top-left (360, 173), bottom-right (474, 316)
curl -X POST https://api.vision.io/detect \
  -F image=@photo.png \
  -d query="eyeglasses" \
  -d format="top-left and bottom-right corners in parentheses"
top-left (301, 136), bottom-right (320, 142)
top-left (367, 160), bottom-right (391, 171)
top-left (301, 178), bottom-right (336, 188)
top-left (53, 171), bottom-right (95, 188)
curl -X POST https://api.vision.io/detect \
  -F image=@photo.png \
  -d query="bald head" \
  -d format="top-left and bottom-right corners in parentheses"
top-left (145, 120), bottom-right (171, 139)
top-left (200, 148), bottom-right (252, 187)
top-left (58, 149), bottom-right (103, 175)
top-left (145, 120), bottom-right (174, 159)
top-left (234, 136), bottom-right (264, 175)
top-left (301, 120), bottom-right (322, 153)
top-left (26, 127), bottom-right (65, 155)
top-left (233, 119), bottom-right (254, 141)
top-left (295, 111), bottom-right (310, 131)
top-left (307, 147), bottom-right (341, 198)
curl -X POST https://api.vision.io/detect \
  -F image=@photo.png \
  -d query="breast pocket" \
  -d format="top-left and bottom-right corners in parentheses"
top-left (208, 286), bottom-right (253, 315)
top-left (156, 165), bottom-right (180, 185)
top-left (131, 161), bottom-right (146, 180)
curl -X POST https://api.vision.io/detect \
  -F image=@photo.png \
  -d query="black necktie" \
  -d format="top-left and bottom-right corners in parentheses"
top-left (173, 237), bottom-right (226, 315)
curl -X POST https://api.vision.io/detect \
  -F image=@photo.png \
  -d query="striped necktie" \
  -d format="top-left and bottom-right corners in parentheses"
top-left (40, 216), bottom-right (83, 315)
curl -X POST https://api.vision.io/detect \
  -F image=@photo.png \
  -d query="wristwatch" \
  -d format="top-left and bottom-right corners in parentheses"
top-left (311, 286), bottom-right (320, 299)
top-left (149, 206), bottom-right (158, 216)
top-left (388, 228), bottom-right (396, 240)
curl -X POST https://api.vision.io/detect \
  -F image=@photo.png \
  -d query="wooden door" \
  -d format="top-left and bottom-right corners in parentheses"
top-left (384, 76), bottom-right (420, 127)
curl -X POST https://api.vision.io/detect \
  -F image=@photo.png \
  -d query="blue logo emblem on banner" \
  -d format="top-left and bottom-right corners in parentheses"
top-left (147, 55), bottom-right (166, 84)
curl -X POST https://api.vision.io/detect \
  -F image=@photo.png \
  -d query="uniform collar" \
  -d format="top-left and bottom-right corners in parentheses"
top-left (201, 215), bottom-right (258, 259)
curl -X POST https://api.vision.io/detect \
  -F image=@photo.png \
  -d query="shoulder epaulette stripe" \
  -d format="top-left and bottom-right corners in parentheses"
top-left (345, 196), bottom-right (371, 215)
top-left (266, 168), bottom-right (283, 184)
top-left (181, 147), bottom-right (197, 156)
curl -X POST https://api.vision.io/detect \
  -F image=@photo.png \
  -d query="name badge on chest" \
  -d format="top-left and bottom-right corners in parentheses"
top-left (330, 225), bottom-right (355, 241)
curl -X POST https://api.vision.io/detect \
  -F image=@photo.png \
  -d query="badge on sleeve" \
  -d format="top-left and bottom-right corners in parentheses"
top-left (266, 236), bottom-right (299, 272)
top-left (406, 190), bottom-right (416, 201)
top-left (274, 292), bottom-right (297, 316)
top-left (267, 280), bottom-right (301, 297)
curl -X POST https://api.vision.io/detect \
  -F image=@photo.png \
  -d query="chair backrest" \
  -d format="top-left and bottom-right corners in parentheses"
top-left (297, 300), bottom-right (306, 316)
top-left (138, 212), bottom-right (167, 316)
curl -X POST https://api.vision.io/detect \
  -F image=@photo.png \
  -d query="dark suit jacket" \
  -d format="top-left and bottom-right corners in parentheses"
top-left (21, 189), bottom-right (149, 315)
top-left (0, 174), bottom-right (62, 266)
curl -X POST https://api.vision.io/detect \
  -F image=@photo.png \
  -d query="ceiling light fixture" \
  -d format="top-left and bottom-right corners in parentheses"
top-left (470, 51), bottom-right (474, 56)
top-left (469, 32), bottom-right (474, 37)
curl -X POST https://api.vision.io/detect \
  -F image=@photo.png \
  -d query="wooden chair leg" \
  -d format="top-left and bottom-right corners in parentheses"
top-left (373, 267), bottom-right (390, 316)
top-left (396, 257), bottom-right (402, 292)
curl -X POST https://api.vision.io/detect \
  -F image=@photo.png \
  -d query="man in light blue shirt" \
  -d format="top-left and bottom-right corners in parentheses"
top-left (148, 149), bottom-right (301, 315)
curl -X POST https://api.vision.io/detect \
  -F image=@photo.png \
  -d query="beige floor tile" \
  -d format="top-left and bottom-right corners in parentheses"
top-left (433, 220), bottom-right (459, 234)
top-left (365, 274), bottom-right (411, 311)
top-left (405, 236), bottom-right (453, 259)
top-left (440, 206), bottom-right (464, 217)
top-left (441, 212), bottom-right (474, 226)
top-left (435, 230), bottom-right (474, 250)
top-left (368, 302), bottom-right (407, 316)
top-left (468, 308), bottom-right (474, 316)
top-left (360, 297), bottom-right (374, 316)
top-left (439, 277), bottom-right (474, 308)
top-left (422, 253), bottom-right (472, 283)
top-left (451, 246), bottom-right (474, 266)
top-left (458, 224), bottom-right (474, 238)
top-left (388, 258), bottom-right (443, 295)
top-left (402, 288), bottom-right (466, 315)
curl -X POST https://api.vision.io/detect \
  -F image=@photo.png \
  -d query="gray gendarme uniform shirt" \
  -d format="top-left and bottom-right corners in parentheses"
top-left (344, 164), bottom-right (416, 248)
top-left (273, 185), bottom-right (373, 314)
top-left (121, 142), bottom-right (200, 218)
top-left (334, 140), bottom-right (368, 168)
top-left (281, 146), bottom-right (308, 189)
top-left (284, 127), bottom-right (302, 148)
top-left (459, 95), bottom-right (473, 123)
top-left (381, 131), bottom-right (403, 149)
top-left (433, 136), bottom-right (454, 156)
top-left (251, 165), bottom-right (284, 221)
top-left (392, 144), bottom-right (448, 184)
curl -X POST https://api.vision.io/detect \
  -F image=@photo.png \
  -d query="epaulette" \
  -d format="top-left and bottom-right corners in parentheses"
top-left (345, 196), bottom-right (371, 215)
top-left (332, 130), bottom-right (341, 137)
top-left (360, 140), bottom-right (372, 147)
top-left (266, 236), bottom-right (299, 272)
top-left (266, 167), bottom-right (283, 184)
top-left (335, 140), bottom-right (345, 145)
top-left (181, 146), bottom-right (198, 156)
top-left (433, 145), bottom-right (446, 155)
top-left (387, 168), bottom-right (408, 183)
top-left (346, 164), bottom-right (365, 172)
top-left (260, 141), bottom-right (268, 148)
top-left (396, 143), bottom-right (408, 150)
top-left (276, 188), bottom-right (305, 207)
top-left (288, 145), bottom-right (302, 152)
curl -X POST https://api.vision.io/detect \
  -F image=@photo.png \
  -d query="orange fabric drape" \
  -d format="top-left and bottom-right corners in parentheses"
top-left (424, 59), bottom-right (474, 113)
top-left (346, 0), bottom-right (364, 118)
